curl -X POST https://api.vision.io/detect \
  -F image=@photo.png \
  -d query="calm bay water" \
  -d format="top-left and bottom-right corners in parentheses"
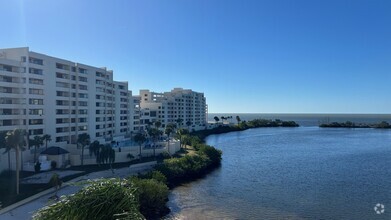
top-left (166, 115), bottom-right (391, 219)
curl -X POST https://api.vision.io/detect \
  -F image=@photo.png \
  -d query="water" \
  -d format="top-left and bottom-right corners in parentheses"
top-left (166, 123), bottom-right (391, 219)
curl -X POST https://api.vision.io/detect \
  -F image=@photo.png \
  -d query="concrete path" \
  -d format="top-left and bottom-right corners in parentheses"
top-left (0, 162), bottom-right (156, 220)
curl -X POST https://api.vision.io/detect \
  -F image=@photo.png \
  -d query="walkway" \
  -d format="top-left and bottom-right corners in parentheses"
top-left (0, 162), bottom-right (156, 220)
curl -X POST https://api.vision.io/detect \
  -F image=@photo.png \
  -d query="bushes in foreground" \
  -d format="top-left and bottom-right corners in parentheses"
top-left (33, 179), bottom-right (144, 220)
top-left (131, 176), bottom-right (169, 218)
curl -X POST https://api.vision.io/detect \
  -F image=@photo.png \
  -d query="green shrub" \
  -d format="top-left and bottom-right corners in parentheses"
top-left (33, 179), bottom-right (144, 220)
top-left (131, 177), bottom-right (169, 219)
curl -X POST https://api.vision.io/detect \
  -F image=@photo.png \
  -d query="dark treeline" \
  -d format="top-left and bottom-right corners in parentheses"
top-left (193, 118), bottom-right (299, 140)
top-left (320, 121), bottom-right (391, 129)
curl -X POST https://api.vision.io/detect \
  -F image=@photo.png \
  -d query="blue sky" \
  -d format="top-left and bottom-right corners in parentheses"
top-left (1, 0), bottom-right (390, 113)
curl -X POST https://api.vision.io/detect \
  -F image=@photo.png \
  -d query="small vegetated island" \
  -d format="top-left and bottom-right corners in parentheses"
top-left (33, 118), bottom-right (299, 220)
top-left (319, 121), bottom-right (391, 129)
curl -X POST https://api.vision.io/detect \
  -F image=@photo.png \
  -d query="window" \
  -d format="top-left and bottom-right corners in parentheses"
top-left (29, 78), bottom-right (43, 85)
top-left (56, 91), bottom-right (70, 97)
top-left (56, 100), bottom-right (69, 106)
top-left (79, 68), bottom-right (87, 74)
top-left (79, 101), bottom-right (88, 106)
top-left (29, 68), bottom-right (43, 75)
top-left (29, 109), bottom-right (43, 115)
top-left (56, 63), bottom-right (70, 70)
top-left (56, 72), bottom-right (69, 79)
top-left (79, 85), bottom-right (87, 90)
top-left (56, 82), bottom-right (69, 88)
top-left (78, 76), bottom-right (87, 82)
top-left (29, 119), bottom-right (43, 125)
top-left (29, 98), bottom-right (43, 105)
top-left (79, 93), bottom-right (88, 98)
top-left (29, 57), bottom-right (43, 65)
top-left (29, 88), bottom-right (43, 95)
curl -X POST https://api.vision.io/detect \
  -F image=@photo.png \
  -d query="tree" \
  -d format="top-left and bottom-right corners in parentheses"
top-left (176, 128), bottom-right (189, 148)
top-left (0, 131), bottom-right (11, 172)
top-left (214, 116), bottom-right (220, 124)
top-left (96, 144), bottom-right (116, 168)
top-left (42, 134), bottom-right (52, 150)
top-left (186, 121), bottom-right (192, 130)
top-left (147, 128), bottom-right (163, 157)
top-left (134, 133), bottom-right (146, 159)
top-left (164, 123), bottom-right (175, 154)
top-left (5, 129), bottom-right (26, 195)
top-left (30, 136), bottom-right (43, 163)
top-left (221, 116), bottom-right (226, 124)
top-left (154, 121), bottom-right (162, 129)
top-left (89, 140), bottom-right (100, 157)
top-left (77, 133), bottom-right (90, 166)
top-left (236, 115), bottom-right (241, 125)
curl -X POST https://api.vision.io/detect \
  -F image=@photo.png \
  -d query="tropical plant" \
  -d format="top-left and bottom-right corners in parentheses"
top-left (164, 123), bottom-right (175, 154)
top-left (33, 179), bottom-right (144, 220)
top-left (77, 133), bottom-right (90, 166)
top-left (88, 140), bottom-right (100, 158)
top-left (154, 121), bottom-right (162, 129)
top-left (147, 128), bottom-right (163, 157)
top-left (176, 128), bottom-right (189, 148)
top-left (214, 116), bottom-right (220, 124)
top-left (42, 134), bottom-right (51, 150)
top-left (0, 131), bottom-right (11, 172)
top-left (236, 115), bottom-right (241, 125)
top-left (31, 136), bottom-right (43, 163)
top-left (96, 144), bottom-right (116, 167)
top-left (130, 177), bottom-right (169, 219)
top-left (134, 133), bottom-right (146, 159)
top-left (5, 129), bottom-right (26, 194)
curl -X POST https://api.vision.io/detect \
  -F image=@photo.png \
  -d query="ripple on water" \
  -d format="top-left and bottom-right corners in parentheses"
top-left (167, 127), bottom-right (391, 219)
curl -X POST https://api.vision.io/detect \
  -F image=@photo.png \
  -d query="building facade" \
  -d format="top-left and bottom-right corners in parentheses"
top-left (0, 47), bottom-right (134, 148)
top-left (137, 88), bottom-right (208, 131)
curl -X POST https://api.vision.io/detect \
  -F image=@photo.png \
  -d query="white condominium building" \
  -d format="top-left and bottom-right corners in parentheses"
top-left (0, 47), bottom-right (134, 146)
top-left (137, 88), bottom-right (208, 131)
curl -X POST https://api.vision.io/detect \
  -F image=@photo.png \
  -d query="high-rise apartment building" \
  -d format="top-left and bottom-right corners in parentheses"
top-left (136, 88), bottom-right (208, 131)
top-left (0, 47), bottom-right (134, 146)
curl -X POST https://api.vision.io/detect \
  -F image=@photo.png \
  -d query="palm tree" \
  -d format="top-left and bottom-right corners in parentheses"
top-left (5, 129), bottom-right (26, 195)
top-left (31, 136), bottom-right (43, 163)
top-left (236, 115), bottom-right (241, 125)
top-left (214, 116), bottom-right (220, 124)
top-left (147, 128), bottom-right (163, 157)
top-left (89, 140), bottom-right (100, 160)
top-left (176, 128), bottom-right (189, 149)
top-left (77, 133), bottom-right (90, 166)
top-left (96, 144), bottom-right (116, 167)
top-left (164, 123), bottom-right (175, 154)
top-left (0, 131), bottom-right (11, 172)
top-left (221, 116), bottom-right (226, 124)
top-left (134, 133), bottom-right (146, 159)
top-left (42, 134), bottom-right (52, 150)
